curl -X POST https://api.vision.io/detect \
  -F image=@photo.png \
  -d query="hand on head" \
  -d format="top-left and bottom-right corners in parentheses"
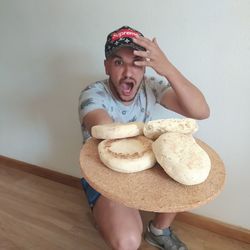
top-left (132, 36), bottom-right (170, 76)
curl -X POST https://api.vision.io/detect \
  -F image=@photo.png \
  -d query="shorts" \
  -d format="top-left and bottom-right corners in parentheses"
top-left (80, 178), bottom-right (101, 209)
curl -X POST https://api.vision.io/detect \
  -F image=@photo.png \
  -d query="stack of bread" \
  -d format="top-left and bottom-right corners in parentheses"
top-left (91, 118), bottom-right (211, 185)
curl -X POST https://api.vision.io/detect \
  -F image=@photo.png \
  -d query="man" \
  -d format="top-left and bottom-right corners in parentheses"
top-left (78, 26), bottom-right (210, 250)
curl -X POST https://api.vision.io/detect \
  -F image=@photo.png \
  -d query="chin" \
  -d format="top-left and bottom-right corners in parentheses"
top-left (120, 95), bottom-right (136, 103)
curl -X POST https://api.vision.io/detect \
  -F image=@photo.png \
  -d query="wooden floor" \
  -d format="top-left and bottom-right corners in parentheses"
top-left (0, 164), bottom-right (249, 250)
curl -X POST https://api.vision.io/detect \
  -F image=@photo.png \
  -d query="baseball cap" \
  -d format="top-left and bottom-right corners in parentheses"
top-left (105, 26), bottom-right (146, 58)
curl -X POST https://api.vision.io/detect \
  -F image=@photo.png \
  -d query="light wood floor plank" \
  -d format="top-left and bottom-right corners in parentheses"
top-left (0, 164), bottom-right (249, 250)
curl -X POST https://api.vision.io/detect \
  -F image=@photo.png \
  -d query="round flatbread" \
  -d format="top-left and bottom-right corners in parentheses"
top-left (98, 135), bottom-right (156, 173)
top-left (152, 132), bottom-right (211, 185)
top-left (92, 122), bottom-right (144, 139)
top-left (144, 118), bottom-right (198, 140)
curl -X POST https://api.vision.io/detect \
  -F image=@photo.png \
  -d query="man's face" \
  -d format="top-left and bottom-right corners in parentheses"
top-left (104, 47), bottom-right (145, 104)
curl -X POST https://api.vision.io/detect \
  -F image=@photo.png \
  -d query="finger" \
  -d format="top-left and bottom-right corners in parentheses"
top-left (133, 49), bottom-right (151, 58)
top-left (152, 37), bottom-right (160, 48)
top-left (134, 35), bottom-right (152, 43)
top-left (134, 60), bottom-right (151, 67)
top-left (133, 36), bottom-right (153, 49)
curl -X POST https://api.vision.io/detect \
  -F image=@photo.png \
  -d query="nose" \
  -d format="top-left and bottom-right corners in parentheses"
top-left (123, 64), bottom-right (133, 78)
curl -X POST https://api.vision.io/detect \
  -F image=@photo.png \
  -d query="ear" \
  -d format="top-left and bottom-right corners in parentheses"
top-left (104, 59), bottom-right (110, 75)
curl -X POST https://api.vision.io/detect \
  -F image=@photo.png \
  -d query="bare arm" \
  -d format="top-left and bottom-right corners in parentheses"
top-left (82, 109), bottom-right (113, 135)
top-left (159, 62), bottom-right (210, 119)
top-left (133, 36), bottom-right (210, 119)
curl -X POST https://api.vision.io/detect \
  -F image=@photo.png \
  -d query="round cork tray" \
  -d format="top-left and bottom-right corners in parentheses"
top-left (80, 138), bottom-right (226, 213)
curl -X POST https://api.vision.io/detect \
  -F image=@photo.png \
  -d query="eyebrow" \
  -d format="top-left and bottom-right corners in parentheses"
top-left (111, 55), bottom-right (122, 59)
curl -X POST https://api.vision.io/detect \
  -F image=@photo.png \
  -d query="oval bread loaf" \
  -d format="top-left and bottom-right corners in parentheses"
top-left (144, 118), bottom-right (198, 140)
top-left (152, 132), bottom-right (211, 185)
top-left (98, 135), bottom-right (156, 173)
top-left (92, 122), bottom-right (144, 139)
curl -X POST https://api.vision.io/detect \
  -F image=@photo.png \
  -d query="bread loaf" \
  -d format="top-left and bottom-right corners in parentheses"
top-left (144, 118), bottom-right (198, 140)
top-left (152, 132), bottom-right (211, 185)
top-left (98, 135), bottom-right (156, 173)
top-left (92, 122), bottom-right (144, 139)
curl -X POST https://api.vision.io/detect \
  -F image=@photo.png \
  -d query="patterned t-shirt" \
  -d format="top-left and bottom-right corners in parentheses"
top-left (78, 76), bottom-right (170, 143)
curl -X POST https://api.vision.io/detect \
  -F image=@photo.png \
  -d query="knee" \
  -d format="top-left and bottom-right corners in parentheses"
top-left (111, 232), bottom-right (141, 250)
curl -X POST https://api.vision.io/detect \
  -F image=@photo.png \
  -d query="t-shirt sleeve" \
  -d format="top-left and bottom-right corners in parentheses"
top-left (78, 82), bottom-right (108, 124)
top-left (146, 77), bottom-right (171, 103)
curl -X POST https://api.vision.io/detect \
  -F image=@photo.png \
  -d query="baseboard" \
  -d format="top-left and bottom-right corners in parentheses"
top-left (0, 155), bottom-right (82, 189)
top-left (176, 212), bottom-right (250, 244)
top-left (1, 155), bottom-right (249, 244)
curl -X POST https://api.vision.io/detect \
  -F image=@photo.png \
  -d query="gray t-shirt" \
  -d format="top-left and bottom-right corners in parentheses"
top-left (78, 76), bottom-right (170, 143)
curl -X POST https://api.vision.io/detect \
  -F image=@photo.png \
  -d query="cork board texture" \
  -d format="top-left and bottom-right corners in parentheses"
top-left (80, 138), bottom-right (226, 213)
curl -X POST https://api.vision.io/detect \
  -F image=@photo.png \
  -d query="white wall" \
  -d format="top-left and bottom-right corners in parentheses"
top-left (0, 0), bottom-right (249, 229)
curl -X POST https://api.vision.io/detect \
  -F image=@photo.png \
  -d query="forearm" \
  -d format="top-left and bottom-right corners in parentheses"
top-left (82, 109), bottom-right (113, 135)
top-left (132, 36), bottom-right (210, 119)
top-left (161, 61), bottom-right (210, 119)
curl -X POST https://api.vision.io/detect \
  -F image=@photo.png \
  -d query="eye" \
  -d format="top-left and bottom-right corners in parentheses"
top-left (133, 57), bottom-right (144, 68)
top-left (134, 57), bottom-right (144, 65)
top-left (114, 59), bottom-right (123, 66)
top-left (134, 57), bottom-right (144, 62)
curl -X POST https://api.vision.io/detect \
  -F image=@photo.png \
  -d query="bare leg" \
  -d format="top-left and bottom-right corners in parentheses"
top-left (93, 195), bottom-right (143, 250)
top-left (152, 212), bottom-right (177, 229)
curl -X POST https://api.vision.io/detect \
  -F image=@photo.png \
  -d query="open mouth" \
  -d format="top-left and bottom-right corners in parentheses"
top-left (120, 81), bottom-right (135, 96)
